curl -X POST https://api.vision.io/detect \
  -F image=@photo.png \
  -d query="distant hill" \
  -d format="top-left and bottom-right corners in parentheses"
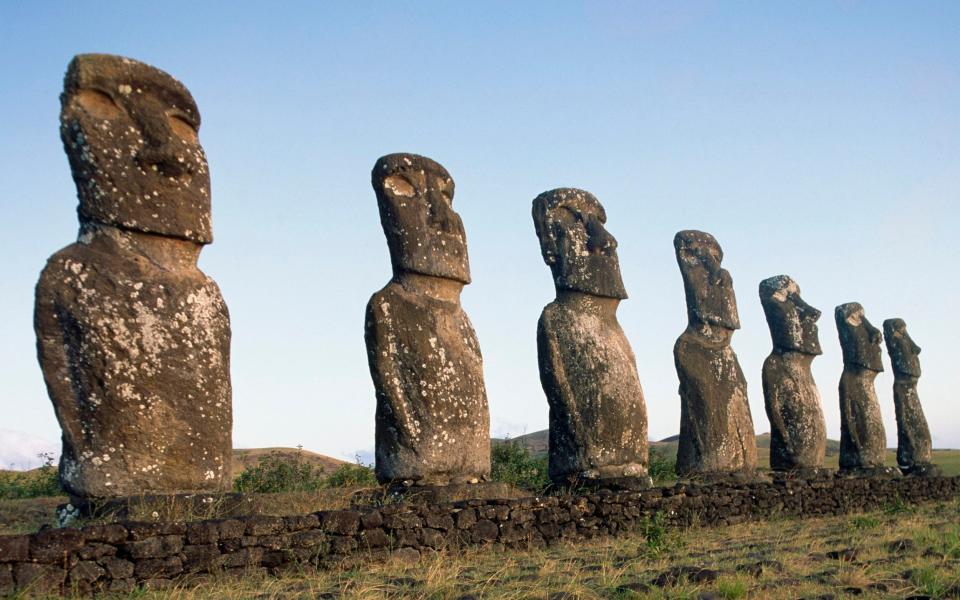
top-left (493, 430), bottom-right (843, 459)
top-left (231, 448), bottom-right (346, 481)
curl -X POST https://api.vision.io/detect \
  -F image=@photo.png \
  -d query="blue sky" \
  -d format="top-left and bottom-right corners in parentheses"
top-left (1, 1), bottom-right (958, 468)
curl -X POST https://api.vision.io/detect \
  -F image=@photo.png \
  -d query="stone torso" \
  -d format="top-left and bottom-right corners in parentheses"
top-left (537, 300), bottom-right (648, 482)
top-left (893, 377), bottom-right (933, 469)
top-left (761, 351), bottom-right (826, 470)
top-left (35, 230), bottom-right (231, 498)
top-left (674, 330), bottom-right (756, 475)
top-left (365, 281), bottom-right (490, 484)
top-left (838, 367), bottom-right (886, 469)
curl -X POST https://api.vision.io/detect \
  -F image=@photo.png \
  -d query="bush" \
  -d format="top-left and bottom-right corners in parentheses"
top-left (234, 448), bottom-right (328, 494)
top-left (0, 453), bottom-right (63, 499)
top-left (648, 446), bottom-right (676, 484)
top-left (325, 462), bottom-right (377, 488)
top-left (491, 440), bottom-right (549, 492)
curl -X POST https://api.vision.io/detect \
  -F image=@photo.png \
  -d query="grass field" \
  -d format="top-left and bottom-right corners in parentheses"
top-left (17, 494), bottom-right (956, 599)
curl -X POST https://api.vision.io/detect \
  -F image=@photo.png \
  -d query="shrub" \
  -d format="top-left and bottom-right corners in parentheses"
top-left (0, 453), bottom-right (63, 499)
top-left (325, 462), bottom-right (377, 488)
top-left (491, 440), bottom-right (549, 492)
top-left (648, 447), bottom-right (676, 484)
top-left (234, 448), bottom-right (327, 494)
top-left (641, 510), bottom-right (670, 555)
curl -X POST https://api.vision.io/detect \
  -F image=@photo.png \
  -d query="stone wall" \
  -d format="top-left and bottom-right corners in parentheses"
top-left (2, 474), bottom-right (958, 597)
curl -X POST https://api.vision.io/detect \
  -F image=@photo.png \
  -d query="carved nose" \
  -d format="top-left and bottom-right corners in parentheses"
top-left (586, 218), bottom-right (617, 254)
top-left (138, 143), bottom-right (192, 177)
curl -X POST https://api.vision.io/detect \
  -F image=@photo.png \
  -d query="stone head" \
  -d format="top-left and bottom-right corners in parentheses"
top-left (531, 188), bottom-right (627, 299)
top-left (835, 302), bottom-right (884, 372)
top-left (60, 54), bottom-right (211, 243)
top-left (759, 275), bottom-right (822, 355)
top-left (674, 230), bottom-right (740, 330)
top-left (371, 153), bottom-right (469, 284)
top-left (883, 318), bottom-right (921, 378)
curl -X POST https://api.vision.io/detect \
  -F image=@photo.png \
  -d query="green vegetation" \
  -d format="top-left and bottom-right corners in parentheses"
top-left (0, 453), bottom-right (62, 499)
top-left (234, 448), bottom-right (375, 494)
top-left (490, 438), bottom-right (550, 492)
top-left (647, 446), bottom-right (676, 484)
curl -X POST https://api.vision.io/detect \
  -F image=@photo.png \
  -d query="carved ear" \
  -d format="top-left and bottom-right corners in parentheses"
top-left (382, 174), bottom-right (416, 198)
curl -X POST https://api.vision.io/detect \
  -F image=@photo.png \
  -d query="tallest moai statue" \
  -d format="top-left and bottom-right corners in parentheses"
top-left (35, 54), bottom-right (232, 498)
top-left (672, 231), bottom-right (756, 477)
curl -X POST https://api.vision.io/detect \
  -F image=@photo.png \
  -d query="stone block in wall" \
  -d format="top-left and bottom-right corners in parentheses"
top-left (284, 514), bottom-right (320, 532)
top-left (68, 560), bottom-right (105, 587)
top-left (215, 519), bottom-right (245, 540)
top-left (181, 544), bottom-right (220, 571)
top-left (14, 562), bottom-right (66, 594)
top-left (289, 529), bottom-right (327, 551)
top-left (76, 542), bottom-right (116, 560)
top-left (218, 547), bottom-right (263, 569)
top-left (471, 519), bottom-right (499, 543)
top-left (329, 536), bottom-right (358, 554)
top-left (425, 513), bottom-right (455, 531)
top-left (80, 524), bottom-right (127, 544)
top-left (100, 557), bottom-right (134, 579)
top-left (134, 556), bottom-right (183, 579)
top-left (244, 516), bottom-right (285, 536)
top-left (127, 522), bottom-right (186, 541)
top-left (395, 529), bottom-right (420, 548)
top-left (123, 535), bottom-right (184, 559)
top-left (455, 508), bottom-right (477, 529)
top-left (30, 528), bottom-right (85, 562)
top-left (0, 535), bottom-right (29, 562)
top-left (360, 529), bottom-right (390, 548)
top-left (187, 521), bottom-right (220, 545)
top-left (0, 563), bottom-right (12, 596)
top-left (384, 511), bottom-right (423, 530)
top-left (361, 511), bottom-right (383, 529)
top-left (321, 511), bottom-right (361, 535)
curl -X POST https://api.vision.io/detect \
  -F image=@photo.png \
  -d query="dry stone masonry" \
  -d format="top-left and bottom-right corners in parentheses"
top-left (672, 231), bottom-right (756, 477)
top-left (2, 475), bottom-right (957, 596)
top-left (835, 303), bottom-right (892, 476)
top-left (759, 276), bottom-right (827, 472)
top-left (365, 153), bottom-right (491, 489)
top-left (532, 189), bottom-right (649, 486)
top-left (34, 54), bottom-right (232, 500)
top-left (883, 318), bottom-right (939, 476)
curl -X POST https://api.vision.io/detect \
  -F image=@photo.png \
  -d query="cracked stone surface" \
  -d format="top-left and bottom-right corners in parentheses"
top-left (672, 230), bottom-right (756, 476)
top-left (884, 318), bottom-right (937, 475)
top-left (365, 153), bottom-right (490, 485)
top-left (759, 275), bottom-right (827, 471)
top-left (835, 303), bottom-right (886, 472)
top-left (532, 189), bottom-right (648, 484)
top-left (34, 54), bottom-right (231, 498)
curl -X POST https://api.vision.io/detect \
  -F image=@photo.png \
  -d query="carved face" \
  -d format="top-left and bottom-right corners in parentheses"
top-left (759, 275), bottom-right (821, 355)
top-left (59, 54), bottom-right (211, 243)
top-left (835, 303), bottom-right (884, 372)
top-left (883, 318), bottom-right (921, 378)
top-left (531, 188), bottom-right (627, 299)
top-left (372, 153), bottom-right (469, 284)
top-left (674, 230), bottom-right (740, 330)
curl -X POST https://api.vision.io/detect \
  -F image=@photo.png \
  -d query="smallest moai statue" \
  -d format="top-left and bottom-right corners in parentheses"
top-left (759, 276), bottom-right (827, 472)
top-left (835, 303), bottom-right (896, 476)
top-left (532, 188), bottom-right (650, 489)
top-left (883, 319), bottom-right (940, 477)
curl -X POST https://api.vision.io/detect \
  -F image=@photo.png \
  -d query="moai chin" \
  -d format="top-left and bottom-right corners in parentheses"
top-left (759, 275), bottom-right (827, 471)
top-left (34, 54), bottom-right (232, 499)
top-left (835, 303), bottom-right (891, 474)
top-left (883, 318), bottom-right (939, 476)
top-left (673, 230), bottom-right (757, 477)
top-left (532, 188), bottom-right (649, 487)
top-left (365, 153), bottom-right (491, 486)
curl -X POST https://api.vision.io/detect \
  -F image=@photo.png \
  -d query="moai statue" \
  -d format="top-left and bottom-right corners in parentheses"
top-left (532, 188), bottom-right (649, 488)
top-left (835, 303), bottom-right (893, 475)
top-left (673, 231), bottom-right (756, 477)
top-left (759, 276), bottom-right (827, 472)
top-left (883, 319), bottom-right (940, 476)
top-left (35, 54), bottom-right (232, 499)
top-left (365, 153), bottom-right (491, 489)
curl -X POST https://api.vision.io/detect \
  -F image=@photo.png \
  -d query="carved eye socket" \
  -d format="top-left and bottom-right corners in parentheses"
top-left (168, 114), bottom-right (199, 144)
top-left (383, 175), bottom-right (416, 197)
top-left (75, 89), bottom-right (122, 120)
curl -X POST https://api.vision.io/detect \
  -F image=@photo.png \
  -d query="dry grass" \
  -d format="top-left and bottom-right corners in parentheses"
top-left (11, 496), bottom-right (956, 599)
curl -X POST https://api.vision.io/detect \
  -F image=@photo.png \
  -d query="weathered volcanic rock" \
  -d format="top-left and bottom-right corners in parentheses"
top-left (673, 231), bottom-right (756, 476)
top-left (883, 318), bottom-right (938, 476)
top-left (835, 303), bottom-right (887, 473)
top-left (759, 275), bottom-right (827, 471)
top-left (34, 54), bottom-right (231, 498)
top-left (365, 153), bottom-right (490, 485)
top-left (532, 189), bottom-right (648, 485)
